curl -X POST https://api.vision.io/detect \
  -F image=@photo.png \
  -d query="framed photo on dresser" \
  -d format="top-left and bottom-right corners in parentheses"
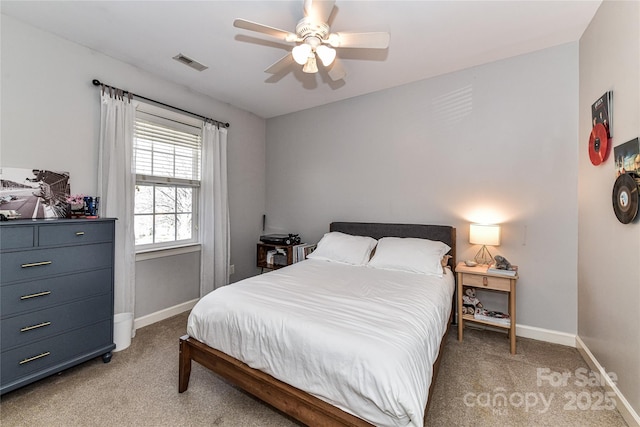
top-left (0, 167), bottom-right (70, 219)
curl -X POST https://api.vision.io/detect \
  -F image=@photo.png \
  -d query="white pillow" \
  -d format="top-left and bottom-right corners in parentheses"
top-left (367, 237), bottom-right (451, 276)
top-left (306, 232), bottom-right (377, 266)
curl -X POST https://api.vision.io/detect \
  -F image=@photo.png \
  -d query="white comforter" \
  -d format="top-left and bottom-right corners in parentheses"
top-left (187, 259), bottom-right (454, 427)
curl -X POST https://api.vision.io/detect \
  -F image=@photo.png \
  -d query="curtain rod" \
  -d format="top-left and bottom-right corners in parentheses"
top-left (92, 79), bottom-right (230, 128)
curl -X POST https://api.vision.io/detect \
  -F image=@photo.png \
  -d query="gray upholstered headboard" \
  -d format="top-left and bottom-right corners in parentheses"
top-left (329, 222), bottom-right (457, 270)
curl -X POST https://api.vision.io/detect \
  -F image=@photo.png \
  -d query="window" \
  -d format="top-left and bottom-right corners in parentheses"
top-left (133, 104), bottom-right (202, 250)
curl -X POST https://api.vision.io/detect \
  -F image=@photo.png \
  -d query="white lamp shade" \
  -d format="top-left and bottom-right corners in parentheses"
top-left (315, 45), bottom-right (336, 66)
top-left (469, 224), bottom-right (501, 246)
top-left (292, 44), bottom-right (312, 65)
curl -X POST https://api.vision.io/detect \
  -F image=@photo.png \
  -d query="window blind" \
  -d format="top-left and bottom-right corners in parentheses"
top-left (134, 118), bottom-right (201, 185)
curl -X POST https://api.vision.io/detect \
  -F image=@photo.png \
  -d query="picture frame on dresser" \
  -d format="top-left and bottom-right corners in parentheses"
top-left (0, 218), bottom-right (116, 395)
top-left (0, 167), bottom-right (72, 219)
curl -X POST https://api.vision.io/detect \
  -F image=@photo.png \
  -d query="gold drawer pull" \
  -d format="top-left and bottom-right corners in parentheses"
top-left (21, 291), bottom-right (52, 300)
top-left (20, 321), bottom-right (51, 332)
top-left (21, 261), bottom-right (52, 268)
top-left (76, 231), bottom-right (85, 236)
top-left (483, 276), bottom-right (488, 286)
top-left (19, 351), bottom-right (51, 365)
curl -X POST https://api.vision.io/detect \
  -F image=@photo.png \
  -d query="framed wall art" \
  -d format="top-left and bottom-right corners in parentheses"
top-left (589, 91), bottom-right (613, 166)
top-left (0, 167), bottom-right (71, 219)
top-left (614, 137), bottom-right (640, 177)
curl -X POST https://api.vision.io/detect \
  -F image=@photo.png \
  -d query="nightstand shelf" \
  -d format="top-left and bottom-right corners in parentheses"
top-left (460, 314), bottom-right (510, 329)
top-left (256, 243), bottom-right (294, 270)
top-left (456, 262), bottom-right (518, 354)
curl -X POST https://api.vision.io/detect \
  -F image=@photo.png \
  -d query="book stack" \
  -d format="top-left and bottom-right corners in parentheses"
top-left (292, 243), bottom-right (317, 263)
top-left (475, 309), bottom-right (511, 326)
top-left (487, 264), bottom-right (518, 276)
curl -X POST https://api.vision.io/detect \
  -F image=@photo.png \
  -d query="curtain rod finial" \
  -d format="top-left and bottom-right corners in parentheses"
top-left (92, 79), bottom-right (101, 86)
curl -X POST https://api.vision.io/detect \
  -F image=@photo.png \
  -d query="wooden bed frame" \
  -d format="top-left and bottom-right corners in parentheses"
top-left (179, 222), bottom-right (457, 426)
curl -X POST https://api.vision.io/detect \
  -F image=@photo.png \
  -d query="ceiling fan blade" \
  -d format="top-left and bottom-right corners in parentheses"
top-left (304, 0), bottom-right (335, 23)
top-left (327, 57), bottom-right (346, 81)
top-left (234, 19), bottom-right (297, 42)
top-left (329, 32), bottom-right (390, 49)
top-left (265, 53), bottom-right (295, 74)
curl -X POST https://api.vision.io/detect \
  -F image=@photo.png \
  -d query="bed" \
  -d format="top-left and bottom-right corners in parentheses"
top-left (179, 222), bottom-right (456, 426)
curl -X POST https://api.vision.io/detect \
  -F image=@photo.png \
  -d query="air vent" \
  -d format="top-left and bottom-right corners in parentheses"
top-left (172, 53), bottom-right (208, 72)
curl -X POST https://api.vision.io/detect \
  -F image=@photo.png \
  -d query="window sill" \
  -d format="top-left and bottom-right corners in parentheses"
top-left (136, 243), bottom-right (201, 261)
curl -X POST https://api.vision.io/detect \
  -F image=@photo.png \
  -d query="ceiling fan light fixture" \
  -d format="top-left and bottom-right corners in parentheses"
top-left (292, 44), bottom-right (312, 65)
top-left (327, 33), bottom-right (341, 48)
top-left (315, 45), bottom-right (336, 66)
top-left (234, 0), bottom-right (390, 82)
top-left (302, 55), bottom-right (318, 73)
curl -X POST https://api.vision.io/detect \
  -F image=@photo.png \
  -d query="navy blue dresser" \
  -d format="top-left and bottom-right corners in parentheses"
top-left (1, 218), bottom-right (116, 394)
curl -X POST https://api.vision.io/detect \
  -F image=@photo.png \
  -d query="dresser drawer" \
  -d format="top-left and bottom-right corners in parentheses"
top-left (0, 226), bottom-right (35, 250)
top-left (1, 269), bottom-right (112, 317)
top-left (461, 273), bottom-right (511, 291)
top-left (1, 294), bottom-right (112, 350)
top-left (1, 320), bottom-right (112, 386)
top-left (1, 243), bottom-right (113, 284)
top-left (38, 221), bottom-right (113, 247)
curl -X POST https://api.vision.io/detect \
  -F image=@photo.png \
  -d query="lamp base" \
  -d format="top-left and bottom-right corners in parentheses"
top-left (474, 245), bottom-right (495, 266)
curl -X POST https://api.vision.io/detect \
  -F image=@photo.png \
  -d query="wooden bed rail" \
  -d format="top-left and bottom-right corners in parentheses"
top-left (179, 335), bottom-right (374, 427)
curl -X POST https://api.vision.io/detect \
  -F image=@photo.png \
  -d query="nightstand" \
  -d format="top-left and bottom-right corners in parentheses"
top-left (456, 262), bottom-right (518, 354)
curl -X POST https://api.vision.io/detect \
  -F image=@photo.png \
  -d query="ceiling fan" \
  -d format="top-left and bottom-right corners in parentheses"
top-left (233, 0), bottom-right (390, 81)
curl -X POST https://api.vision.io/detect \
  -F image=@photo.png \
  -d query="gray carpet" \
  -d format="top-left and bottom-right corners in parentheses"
top-left (0, 312), bottom-right (627, 426)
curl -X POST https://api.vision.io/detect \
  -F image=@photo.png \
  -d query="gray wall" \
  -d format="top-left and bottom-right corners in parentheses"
top-left (1, 15), bottom-right (267, 317)
top-left (266, 43), bottom-right (579, 334)
top-left (578, 0), bottom-right (640, 417)
top-left (135, 252), bottom-right (200, 316)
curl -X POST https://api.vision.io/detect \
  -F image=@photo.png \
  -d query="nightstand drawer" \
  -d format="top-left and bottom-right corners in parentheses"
top-left (462, 273), bottom-right (511, 291)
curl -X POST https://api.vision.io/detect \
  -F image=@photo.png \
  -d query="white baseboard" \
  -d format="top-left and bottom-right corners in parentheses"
top-left (516, 324), bottom-right (577, 347)
top-left (457, 315), bottom-right (578, 347)
top-left (133, 298), bottom-right (199, 331)
top-left (576, 336), bottom-right (640, 427)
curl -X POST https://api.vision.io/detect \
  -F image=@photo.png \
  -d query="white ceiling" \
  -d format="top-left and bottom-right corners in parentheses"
top-left (1, 1), bottom-right (601, 119)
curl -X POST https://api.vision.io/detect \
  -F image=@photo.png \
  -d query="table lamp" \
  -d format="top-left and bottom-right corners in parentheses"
top-left (469, 223), bottom-right (501, 265)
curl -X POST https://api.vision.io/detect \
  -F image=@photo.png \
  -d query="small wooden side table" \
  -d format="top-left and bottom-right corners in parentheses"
top-left (456, 262), bottom-right (518, 354)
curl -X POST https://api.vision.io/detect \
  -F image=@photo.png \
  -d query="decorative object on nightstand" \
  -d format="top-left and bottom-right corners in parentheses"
top-left (487, 255), bottom-right (518, 276)
top-left (257, 242), bottom-right (294, 271)
top-left (461, 288), bottom-right (483, 315)
top-left (456, 261), bottom-right (518, 354)
top-left (469, 223), bottom-right (500, 265)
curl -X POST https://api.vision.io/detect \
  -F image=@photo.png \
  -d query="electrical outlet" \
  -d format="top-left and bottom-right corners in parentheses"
top-left (229, 264), bottom-right (235, 275)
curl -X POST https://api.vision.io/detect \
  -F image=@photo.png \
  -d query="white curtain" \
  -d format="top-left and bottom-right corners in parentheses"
top-left (200, 123), bottom-right (230, 296)
top-left (97, 90), bottom-right (136, 328)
